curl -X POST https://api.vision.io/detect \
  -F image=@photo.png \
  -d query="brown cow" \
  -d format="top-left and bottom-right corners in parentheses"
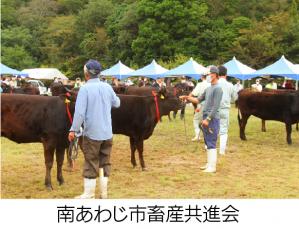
top-left (1, 94), bottom-right (74, 189)
top-left (238, 89), bottom-right (299, 144)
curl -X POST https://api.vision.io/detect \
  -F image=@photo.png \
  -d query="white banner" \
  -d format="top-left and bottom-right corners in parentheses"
top-left (0, 199), bottom-right (298, 229)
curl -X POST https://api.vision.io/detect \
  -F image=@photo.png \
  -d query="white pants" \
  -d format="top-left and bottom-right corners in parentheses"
top-left (193, 104), bottom-right (203, 137)
top-left (219, 108), bottom-right (230, 154)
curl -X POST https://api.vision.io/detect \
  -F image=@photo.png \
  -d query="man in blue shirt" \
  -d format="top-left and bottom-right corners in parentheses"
top-left (68, 59), bottom-right (120, 199)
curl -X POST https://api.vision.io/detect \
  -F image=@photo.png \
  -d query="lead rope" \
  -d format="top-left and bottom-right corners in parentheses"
top-left (65, 95), bottom-right (78, 170)
top-left (182, 101), bottom-right (188, 144)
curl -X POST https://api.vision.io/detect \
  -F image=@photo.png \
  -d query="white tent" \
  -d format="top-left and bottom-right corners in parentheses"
top-left (21, 68), bottom-right (68, 80)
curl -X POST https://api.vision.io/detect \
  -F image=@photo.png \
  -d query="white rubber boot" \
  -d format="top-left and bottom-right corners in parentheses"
top-left (99, 177), bottom-right (108, 199)
top-left (203, 149), bottom-right (217, 173)
top-left (192, 120), bottom-right (200, 141)
top-left (75, 178), bottom-right (96, 199)
top-left (219, 134), bottom-right (228, 155)
top-left (200, 147), bottom-right (209, 170)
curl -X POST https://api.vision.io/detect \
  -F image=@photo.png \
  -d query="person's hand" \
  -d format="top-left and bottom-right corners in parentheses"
top-left (201, 119), bottom-right (209, 128)
top-left (68, 131), bottom-right (75, 142)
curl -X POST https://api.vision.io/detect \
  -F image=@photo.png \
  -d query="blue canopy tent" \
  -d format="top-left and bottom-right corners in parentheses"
top-left (249, 55), bottom-right (299, 90)
top-left (130, 60), bottom-right (168, 79)
top-left (0, 63), bottom-right (28, 77)
top-left (223, 56), bottom-right (256, 80)
top-left (101, 61), bottom-right (135, 80)
top-left (162, 57), bottom-right (207, 80)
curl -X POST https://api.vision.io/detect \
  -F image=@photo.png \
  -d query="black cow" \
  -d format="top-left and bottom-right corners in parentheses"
top-left (1, 94), bottom-right (74, 189)
top-left (112, 92), bottom-right (182, 170)
top-left (238, 89), bottom-right (299, 144)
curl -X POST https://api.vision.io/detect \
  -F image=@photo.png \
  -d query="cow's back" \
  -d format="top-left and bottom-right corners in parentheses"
top-left (238, 89), bottom-right (298, 123)
top-left (112, 95), bottom-right (156, 139)
top-left (1, 94), bottom-right (68, 144)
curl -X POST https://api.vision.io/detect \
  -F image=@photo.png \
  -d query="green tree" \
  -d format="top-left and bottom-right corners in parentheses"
top-left (57, 0), bottom-right (88, 14)
top-left (232, 12), bottom-right (290, 68)
top-left (131, 0), bottom-right (208, 66)
top-left (106, 2), bottom-right (139, 65)
top-left (2, 46), bottom-right (36, 69)
top-left (42, 15), bottom-right (77, 74)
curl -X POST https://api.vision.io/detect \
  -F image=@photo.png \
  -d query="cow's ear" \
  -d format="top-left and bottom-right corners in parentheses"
top-left (160, 94), bottom-right (165, 99)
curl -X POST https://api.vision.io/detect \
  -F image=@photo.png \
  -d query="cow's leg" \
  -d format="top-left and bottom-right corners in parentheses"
top-left (261, 119), bottom-right (266, 132)
top-left (173, 110), bottom-right (177, 119)
top-left (296, 122), bottom-right (298, 131)
top-left (56, 145), bottom-right (65, 185)
top-left (180, 105), bottom-right (186, 120)
top-left (42, 140), bottom-right (55, 190)
top-left (129, 137), bottom-right (137, 168)
top-left (136, 140), bottom-right (146, 171)
top-left (285, 122), bottom-right (292, 145)
top-left (168, 113), bottom-right (172, 122)
top-left (239, 113), bottom-right (250, 141)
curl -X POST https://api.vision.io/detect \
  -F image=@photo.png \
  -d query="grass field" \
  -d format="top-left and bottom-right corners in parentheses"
top-left (1, 106), bottom-right (299, 199)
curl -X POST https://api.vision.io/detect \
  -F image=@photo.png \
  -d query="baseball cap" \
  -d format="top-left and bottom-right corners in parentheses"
top-left (209, 65), bottom-right (219, 74)
top-left (85, 59), bottom-right (102, 77)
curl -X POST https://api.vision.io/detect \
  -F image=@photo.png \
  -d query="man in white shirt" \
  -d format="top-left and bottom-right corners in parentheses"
top-left (218, 66), bottom-right (237, 155)
top-left (190, 74), bottom-right (210, 141)
top-left (233, 79), bottom-right (243, 94)
top-left (251, 79), bottom-right (263, 92)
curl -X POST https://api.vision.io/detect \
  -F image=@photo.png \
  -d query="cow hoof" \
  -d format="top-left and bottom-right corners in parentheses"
top-left (46, 184), bottom-right (53, 190)
top-left (240, 136), bottom-right (247, 141)
top-left (142, 167), bottom-right (147, 171)
top-left (58, 178), bottom-right (64, 186)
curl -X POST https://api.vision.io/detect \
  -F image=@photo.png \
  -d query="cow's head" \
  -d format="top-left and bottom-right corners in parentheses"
top-left (156, 86), bottom-right (179, 100)
top-left (153, 87), bottom-right (184, 115)
top-left (59, 88), bottom-right (79, 104)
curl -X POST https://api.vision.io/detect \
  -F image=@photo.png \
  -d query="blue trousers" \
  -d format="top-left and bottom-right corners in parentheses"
top-left (202, 115), bottom-right (220, 149)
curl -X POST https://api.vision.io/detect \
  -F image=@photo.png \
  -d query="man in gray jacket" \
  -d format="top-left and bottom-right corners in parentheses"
top-left (180, 66), bottom-right (223, 173)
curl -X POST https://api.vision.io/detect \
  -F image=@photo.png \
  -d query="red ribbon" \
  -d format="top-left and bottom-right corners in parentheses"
top-left (65, 93), bottom-right (73, 124)
top-left (152, 91), bottom-right (160, 122)
top-left (66, 102), bottom-right (73, 124)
